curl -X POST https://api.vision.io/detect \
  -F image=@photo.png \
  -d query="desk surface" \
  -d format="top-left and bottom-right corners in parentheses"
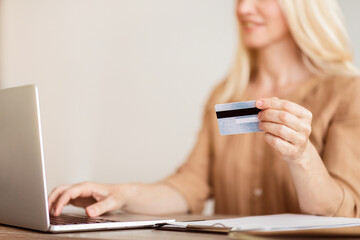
top-left (0, 225), bottom-right (230, 240)
top-left (0, 214), bottom-right (231, 240)
top-left (1, 214), bottom-right (360, 240)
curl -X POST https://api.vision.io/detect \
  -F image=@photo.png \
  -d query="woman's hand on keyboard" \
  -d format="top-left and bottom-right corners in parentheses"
top-left (48, 182), bottom-right (133, 217)
top-left (48, 182), bottom-right (189, 217)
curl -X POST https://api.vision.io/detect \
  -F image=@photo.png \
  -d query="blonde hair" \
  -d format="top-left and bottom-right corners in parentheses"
top-left (219, 0), bottom-right (360, 103)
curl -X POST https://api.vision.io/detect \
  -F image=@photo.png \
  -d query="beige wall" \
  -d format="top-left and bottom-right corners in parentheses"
top-left (0, 0), bottom-right (358, 196)
top-left (0, 0), bottom-right (237, 192)
top-left (339, 0), bottom-right (360, 67)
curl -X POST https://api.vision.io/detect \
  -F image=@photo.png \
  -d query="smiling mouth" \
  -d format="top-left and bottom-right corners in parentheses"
top-left (242, 21), bottom-right (265, 30)
top-left (244, 22), bottom-right (256, 27)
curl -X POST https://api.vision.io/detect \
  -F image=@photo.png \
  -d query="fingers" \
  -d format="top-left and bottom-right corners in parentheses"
top-left (86, 196), bottom-right (124, 217)
top-left (259, 122), bottom-right (306, 146)
top-left (258, 109), bottom-right (311, 136)
top-left (48, 183), bottom-right (126, 217)
top-left (256, 97), bottom-right (312, 121)
top-left (256, 97), bottom-right (313, 162)
top-left (53, 186), bottom-right (84, 216)
top-left (52, 182), bottom-right (100, 216)
top-left (264, 132), bottom-right (297, 159)
top-left (48, 184), bottom-right (70, 214)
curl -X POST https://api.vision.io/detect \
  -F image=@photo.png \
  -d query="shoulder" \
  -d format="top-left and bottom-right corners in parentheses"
top-left (342, 77), bottom-right (360, 118)
top-left (321, 75), bottom-right (360, 119)
top-left (320, 75), bottom-right (360, 94)
top-left (329, 75), bottom-right (360, 100)
top-left (312, 75), bottom-right (360, 104)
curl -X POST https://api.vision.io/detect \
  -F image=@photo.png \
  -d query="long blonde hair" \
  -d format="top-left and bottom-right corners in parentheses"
top-left (219, 0), bottom-right (359, 103)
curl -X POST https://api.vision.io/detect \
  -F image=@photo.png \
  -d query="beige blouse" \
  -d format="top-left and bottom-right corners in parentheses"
top-left (163, 75), bottom-right (360, 218)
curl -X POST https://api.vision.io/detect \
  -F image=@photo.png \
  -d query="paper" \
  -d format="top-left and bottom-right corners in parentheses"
top-left (168, 214), bottom-right (360, 232)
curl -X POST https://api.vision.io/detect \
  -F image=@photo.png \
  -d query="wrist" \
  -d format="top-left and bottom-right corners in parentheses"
top-left (121, 183), bottom-right (144, 203)
top-left (287, 141), bottom-right (313, 169)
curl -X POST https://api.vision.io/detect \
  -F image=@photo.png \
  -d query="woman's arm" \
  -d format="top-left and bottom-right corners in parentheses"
top-left (49, 182), bottom-right (189, 217)
top-left (256, 97), bottom-right (343, 216)
top-left (286, 142), bottom-right (343, 216)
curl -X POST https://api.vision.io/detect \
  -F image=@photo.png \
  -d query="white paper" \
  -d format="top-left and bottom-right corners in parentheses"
top-left (170, 214), bottom-right (360, 232)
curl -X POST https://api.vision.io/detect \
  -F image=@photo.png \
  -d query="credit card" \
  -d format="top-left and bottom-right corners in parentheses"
top-left (215, 100), bottom-right (262, 135)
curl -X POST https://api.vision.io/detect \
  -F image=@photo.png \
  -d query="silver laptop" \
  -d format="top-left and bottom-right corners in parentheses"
top-left (0, 85), bottom-right (174, 232)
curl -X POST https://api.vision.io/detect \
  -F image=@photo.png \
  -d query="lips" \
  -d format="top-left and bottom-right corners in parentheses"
top-left (244, 22), bottom-right (257, 28)
top-left (241, 20), bottom-right (265, 31)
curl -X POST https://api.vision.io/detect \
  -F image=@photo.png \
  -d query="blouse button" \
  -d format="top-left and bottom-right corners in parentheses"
top-left (253, 188), bottom-right (263, 197)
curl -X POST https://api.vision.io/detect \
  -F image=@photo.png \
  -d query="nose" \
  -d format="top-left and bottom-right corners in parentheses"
top-left (237, 0), bottom-right (256, 16)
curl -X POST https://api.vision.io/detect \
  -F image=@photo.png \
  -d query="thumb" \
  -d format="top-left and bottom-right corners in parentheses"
top-left (86, 196), bottom-right (121, 217)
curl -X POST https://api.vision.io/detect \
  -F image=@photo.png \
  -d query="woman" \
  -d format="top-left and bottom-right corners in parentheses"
top-left (49, 0), bottom-right (360, 218)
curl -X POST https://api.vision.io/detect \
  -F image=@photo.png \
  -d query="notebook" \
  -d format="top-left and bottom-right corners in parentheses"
top-left (158, 213), bottom-right (360, 236)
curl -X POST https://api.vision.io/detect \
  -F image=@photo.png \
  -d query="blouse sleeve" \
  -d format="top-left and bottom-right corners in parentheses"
top-left (160, 93), bottom-right (215, 213)
top-left (322, 78), bottom-right (360, 218)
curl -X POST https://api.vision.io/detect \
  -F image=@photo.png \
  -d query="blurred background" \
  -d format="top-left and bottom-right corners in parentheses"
top-left (0, 0), bottom-right (359, 211)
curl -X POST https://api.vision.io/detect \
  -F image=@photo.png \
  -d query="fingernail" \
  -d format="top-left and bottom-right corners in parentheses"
top-left (257, 100), bottom-right (264, 108)
top-left (258, 111), bottom-right (262, 119)
top-left (87, 207), bottom-right (95, 216)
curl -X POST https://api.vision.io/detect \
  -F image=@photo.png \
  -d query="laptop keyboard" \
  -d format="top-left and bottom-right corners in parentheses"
top-left (50, 214), bottom-right (118, 225)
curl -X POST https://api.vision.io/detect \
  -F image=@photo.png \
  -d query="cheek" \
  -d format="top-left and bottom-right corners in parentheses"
top-left (241, 0), bottom-right (290, 49)
top-left (263, 3), bottom-right (289, 39)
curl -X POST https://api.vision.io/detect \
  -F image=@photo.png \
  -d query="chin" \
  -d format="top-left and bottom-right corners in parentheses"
top-left (242, 36), bottom-right (270, 49)
top-left (243, 41), bottom-right (268, 50)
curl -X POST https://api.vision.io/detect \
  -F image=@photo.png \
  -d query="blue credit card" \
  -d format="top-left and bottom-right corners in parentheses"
top-left (215, 100), bottom-right (262, 135)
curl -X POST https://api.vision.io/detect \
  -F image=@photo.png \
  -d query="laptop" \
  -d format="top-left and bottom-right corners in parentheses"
top-left (0, 85), bottom-right (174, 233)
